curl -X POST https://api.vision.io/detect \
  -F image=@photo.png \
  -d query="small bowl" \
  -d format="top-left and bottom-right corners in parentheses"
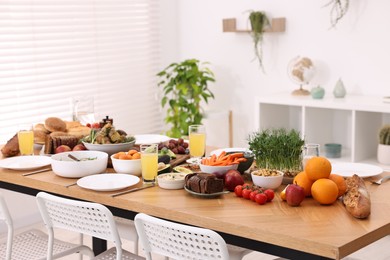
top-left (157, 172), bottom-right (188, 190)
top-left (82, 140), bottom-right (136, 155)
top-left (111, 155), bottom-right (141, 176)
top-left (51, 151), bottom-right (108, 178)
top-left (199, 163), bottom-right (238, 175)
top-left (251, 170), bottom-right (284, 190)
top-left (209, 148), bottom-right (254, 174)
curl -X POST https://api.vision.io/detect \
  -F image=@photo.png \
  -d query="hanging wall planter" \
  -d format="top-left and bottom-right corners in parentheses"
top-left (248, 11), bottom-right (269, 72)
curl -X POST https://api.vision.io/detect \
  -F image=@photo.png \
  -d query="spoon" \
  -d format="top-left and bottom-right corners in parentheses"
top-left (68, 154), bottom-right (80, 162)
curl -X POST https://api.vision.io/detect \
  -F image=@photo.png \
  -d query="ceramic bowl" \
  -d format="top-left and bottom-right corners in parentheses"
top-left (51, 151), bottom-right (108, 178)
top-left (251, 170), bottom-right (284, 190)
top-left (157, 172), bottom-right (188, 190)
top-left (209, 148), bottom-right (254, 174)
top-left (199, 162), bottom-right (238, 175)
top-left (82, 140), bottom-right (135, 155)
top-left (324, 143), bottom-right (342, 158)
top-left (110, 155), bottom-right (141, 176)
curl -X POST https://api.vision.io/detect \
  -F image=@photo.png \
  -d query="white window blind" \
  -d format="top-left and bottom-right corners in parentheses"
top-left (0, 0), bottom-right (163, 144)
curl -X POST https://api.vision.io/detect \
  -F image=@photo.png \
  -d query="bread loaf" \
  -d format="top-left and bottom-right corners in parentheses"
top-left (44, 134), bottom-right (79, 154)
top-left (185, 173), bottom-right (224, 194)
top-left (1, 134), bottom-right (19, 157)
top-left (342, 174), bottom-right (371, 219)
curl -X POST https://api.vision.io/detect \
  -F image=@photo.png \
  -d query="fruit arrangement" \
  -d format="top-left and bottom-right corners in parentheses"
top-left (234, 184), bottom-right (275, 205)
top-left (158, 138), bottom-right (188, 155)
top-left (280, 156), bottom-right (347, 207)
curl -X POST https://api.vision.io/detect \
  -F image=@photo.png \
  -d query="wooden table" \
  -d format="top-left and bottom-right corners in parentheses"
top-left (0, 157), bottom-right (389, 260)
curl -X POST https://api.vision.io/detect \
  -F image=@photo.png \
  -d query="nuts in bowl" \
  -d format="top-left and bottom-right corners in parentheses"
top-left (111, 150), bottom-right (141, 176)
top-left (251, 169), bottom-right (284, 190)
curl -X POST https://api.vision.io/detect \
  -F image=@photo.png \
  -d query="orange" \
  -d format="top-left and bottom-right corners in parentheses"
top-left (328, 174), bottom-right (347, 197)
top-left (305, 156), bottom-right (332, 181)
top-left (311, 178), bottom-right (339, 205)
top-left (293, 171), bottom-right (314, 197)
top-left (132, 152), bottom-right (141, 160)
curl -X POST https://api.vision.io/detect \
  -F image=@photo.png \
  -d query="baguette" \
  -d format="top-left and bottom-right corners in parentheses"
top-left (342, 174), bottom-right (371, 219)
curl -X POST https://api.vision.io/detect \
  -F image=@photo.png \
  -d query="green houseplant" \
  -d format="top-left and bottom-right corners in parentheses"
top-left (157, 59), bottom-right (215, 138)
top-left (248, 11), bottom-right (269, 71)
top-left (248, 128), bottom-right (305, 177)
top-left (377, 125), bottom-right (390, 165)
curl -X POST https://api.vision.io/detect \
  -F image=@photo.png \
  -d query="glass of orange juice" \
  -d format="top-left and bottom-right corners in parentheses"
top-left (17, 124), bottom-right (34, 156)
top-left (189, 125), bottom-right (206, 159)
top-left (140, 144), bottom-right (158, 184)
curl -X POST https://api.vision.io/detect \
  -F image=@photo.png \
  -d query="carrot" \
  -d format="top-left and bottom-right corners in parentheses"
top-left (229, 152), bottom-right (244, 159)
top-left (217, 151), bottom-right (226, 160)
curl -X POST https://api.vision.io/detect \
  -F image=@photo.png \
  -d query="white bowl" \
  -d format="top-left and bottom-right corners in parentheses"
top-left (251, 170), bottom-right (284, 190)
top-left (51, 151), bottom-right (108, 178)
top-left (199, 163), bottom-right (238, 175)
top-left (157, 172), bottom-right (188, 190)
top-left (111, 155), bottom-right (141, 176)
top-left (82, 140), bottom-right (135, 155)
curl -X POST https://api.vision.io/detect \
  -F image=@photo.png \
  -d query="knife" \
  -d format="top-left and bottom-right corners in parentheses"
top-left (111, 183), bottom-right (155, 197)
top-left (22, 168), bottom-right (52, 176)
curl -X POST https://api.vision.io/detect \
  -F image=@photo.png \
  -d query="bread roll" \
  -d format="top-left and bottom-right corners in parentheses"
top-left (65, 121), bottom-right (82, 130)
top-left (33, 123), bottom-right (50, 133)
top-left (44, 117), bottom-right (66, 132)
top-left (342, 174), bottom-right (371, 219)
top-left (67, 126), bottom-right (90, 139)
top-left (33, 130), bottom-right (47, 144)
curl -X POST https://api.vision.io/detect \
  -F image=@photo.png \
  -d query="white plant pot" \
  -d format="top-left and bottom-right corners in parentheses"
top-left (377, 144), bottom-right (390, 165)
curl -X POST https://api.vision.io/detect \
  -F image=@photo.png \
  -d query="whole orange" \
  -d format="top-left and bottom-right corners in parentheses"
top-left (305, 156), bottom-right (332, 181)
top-left (328, 174), bottom-right (347, 197)
top-left (293, 171), bottom-right (314, 197)
top-left (311, 178), bottom-right (339, 205)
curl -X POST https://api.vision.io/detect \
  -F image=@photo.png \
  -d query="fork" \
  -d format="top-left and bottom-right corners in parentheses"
top-left (371, 175), bottom-right (390, 185)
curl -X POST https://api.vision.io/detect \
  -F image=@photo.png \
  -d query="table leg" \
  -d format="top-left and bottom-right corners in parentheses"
top-left (92, 237), bottom-right (107, 255)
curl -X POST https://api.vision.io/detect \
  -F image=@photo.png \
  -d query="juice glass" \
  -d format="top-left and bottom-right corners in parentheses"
top-left (18, 124), bottom-right (34, 156)
top-left (189, 125), bottom-right (206, 158)
top-left (140, 144), bottom-right (158, 184)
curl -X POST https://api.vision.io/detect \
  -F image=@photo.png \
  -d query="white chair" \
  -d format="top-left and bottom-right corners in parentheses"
top-left (0, 193), bottom-right (94, 260)
top-left (36, 192), bottom-right (145, 260)
top-left (115, 216), bottom-right (139, 254)
top-left (134, 213), bottom-right (251, 260)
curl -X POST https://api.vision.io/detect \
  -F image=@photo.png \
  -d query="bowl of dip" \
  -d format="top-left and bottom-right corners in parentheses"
top-left (157, 172), bottom-right (189, 190)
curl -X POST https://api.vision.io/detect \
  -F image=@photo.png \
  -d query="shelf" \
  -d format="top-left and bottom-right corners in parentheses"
top-left (222, 17), bottom-right (286, 33)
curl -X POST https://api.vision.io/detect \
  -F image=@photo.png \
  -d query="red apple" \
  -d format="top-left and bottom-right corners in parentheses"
top-left (286, 184), bottom-right (305, 207)
top-left (73, 144), bottom-right (87, 151)
top-left (55, 145), bottom-right (72, 154)
top-left (224, 169), bottom-right (244, 191)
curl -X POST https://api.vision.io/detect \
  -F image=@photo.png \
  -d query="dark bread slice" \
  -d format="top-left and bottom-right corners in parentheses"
top-left (204, 178), bottom-right (224, 194)
top-left (185, 173), bottom-right (197, 189)
top-left (186, 172), bottom-right (224, 194)
top-left (189, 175), bottom-right (202, 193)
top-left (44, 135), bottom-right (79, 154)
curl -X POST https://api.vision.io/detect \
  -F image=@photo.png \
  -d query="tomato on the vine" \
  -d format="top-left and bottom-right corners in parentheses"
top-left (234, 185), bottom-right (243, 197)
top-left (242, 189), bottom-right (251, 200)
top-left (249, 190), bottom-right (259, 202)
top-left (264, 189), bottom-right (275, 202)
top-left (255, 193), bottom-right (268, 205)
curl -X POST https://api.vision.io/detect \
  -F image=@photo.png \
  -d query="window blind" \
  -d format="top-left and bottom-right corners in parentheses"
top-left (0, 0), bottom-right (163, 144)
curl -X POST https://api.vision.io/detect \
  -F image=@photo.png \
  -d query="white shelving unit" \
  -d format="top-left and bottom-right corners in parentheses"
top-left (254, 94), bottom-right (390, 165)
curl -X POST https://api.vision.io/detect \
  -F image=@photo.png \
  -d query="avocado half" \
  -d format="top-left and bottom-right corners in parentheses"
top-left (158, 164), bottom-right (171, 175)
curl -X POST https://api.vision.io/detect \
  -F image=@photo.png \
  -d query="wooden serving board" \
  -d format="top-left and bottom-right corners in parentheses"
top-left (170, 154), bottom-right (191, 168)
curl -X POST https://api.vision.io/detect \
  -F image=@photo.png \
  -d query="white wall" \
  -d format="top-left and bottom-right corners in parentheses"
top-left (160, 0), bottom-right (390, 147)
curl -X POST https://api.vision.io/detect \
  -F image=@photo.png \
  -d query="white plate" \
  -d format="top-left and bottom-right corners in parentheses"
top-left (210, 147), bottom-right (249, 156)
top-left (77, 173), bottom-right (140, 191)
top-left (0, 156), bottom-right (52, 170)
top-left (134, 134), bottom-right (170, 145)
top-left (184, 186), bottom-right (229, 198)
top-left (331, 163), bottom-right (383, 178)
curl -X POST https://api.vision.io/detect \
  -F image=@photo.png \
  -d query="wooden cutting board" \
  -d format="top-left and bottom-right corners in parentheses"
top-left (170, 154), bottom-right (191, 168)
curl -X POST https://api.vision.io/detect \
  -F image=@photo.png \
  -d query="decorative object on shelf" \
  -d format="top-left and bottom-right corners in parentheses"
top-left (157, 59), bottom-right (215, 138)
top-left (333, 78), bottom-right (346, 98)
top-left (324, 0), bottom-right (350, 28)
top-left (311, 85), bottom-right (325, 99)
top-left (248, 11), bottom-right (269, 71)
top-left (287, 56), bottom-right (315, 96)
top-left (325, 143), bottom-right (342, 158)
top-left (222, 17), bottom-right (286, 33)
top-left (377, 125), bottom-right (390, 165)
top-left (248, 128), bottom-right (305, 179)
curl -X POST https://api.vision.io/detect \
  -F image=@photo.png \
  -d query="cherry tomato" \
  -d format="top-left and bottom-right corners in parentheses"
top-left (91, 122), bottom-right (100, 129)
top-left (255, 193), bottom-right (268, 205)
top-left (250, 190), bottom-right (259, 202)
top-left (86, 123), bottom-right (91, 128)
top-left (242, 183), bottom-right (251, 190)
top-left (234, 185), bottom-right (243, 197)
top-left (242, 189), bottom-right (251, 200)
top-left (264, 189), bottom-right (275, 202)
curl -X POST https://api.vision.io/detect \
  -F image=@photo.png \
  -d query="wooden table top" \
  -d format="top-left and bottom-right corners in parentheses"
top-left (0, 153), bottom-right (389, 260)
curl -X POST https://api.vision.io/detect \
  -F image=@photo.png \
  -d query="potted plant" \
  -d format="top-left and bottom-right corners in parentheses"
top-left (248, 11), bottom-right (269, 71)
top-left (377, 125), bottom-right (390, 165)
top-left (157, 59), bottom-right (215, 138)
top-left (248, 128), bottom-right (305, 179)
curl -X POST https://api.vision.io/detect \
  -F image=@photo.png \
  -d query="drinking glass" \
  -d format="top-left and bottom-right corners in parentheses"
top-left (71, 96), bottom-right (95, 125)
top-left (189, 125), bottom-right (206, 158)
top-left (17, 124), bottom-right (34, 156)
top-left (140, 144), bottom-right (159, 184)
top-left (302, 143), bottom-right (320, 169)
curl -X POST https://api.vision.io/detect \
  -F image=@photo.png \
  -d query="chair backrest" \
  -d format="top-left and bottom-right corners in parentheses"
top-left (134, 213), bottom-right (230, 260)
top-left (36, 192), bottom-right (123, 260)
top-left (0, 194), bottom-right (14, 260)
